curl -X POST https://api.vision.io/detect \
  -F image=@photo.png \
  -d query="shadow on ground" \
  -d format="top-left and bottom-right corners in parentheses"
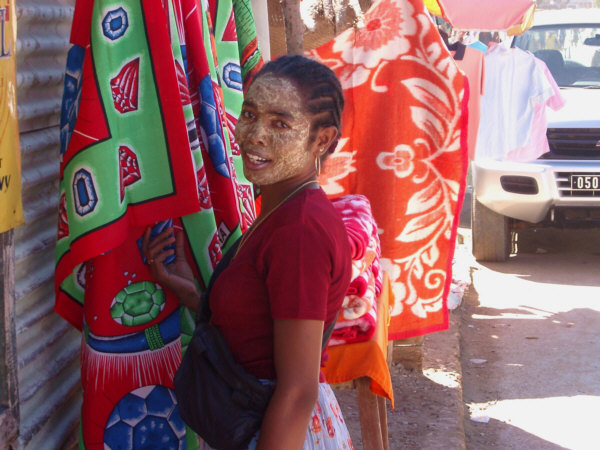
top-left (461, 256), bottom-right (600, 449)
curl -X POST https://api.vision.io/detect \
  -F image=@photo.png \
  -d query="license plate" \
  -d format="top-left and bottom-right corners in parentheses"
top-left (571, 174), bottom-right (600, 190)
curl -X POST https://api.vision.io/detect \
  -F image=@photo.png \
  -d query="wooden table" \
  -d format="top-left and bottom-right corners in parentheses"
top-left (323, 273), bottom-right (394, 450)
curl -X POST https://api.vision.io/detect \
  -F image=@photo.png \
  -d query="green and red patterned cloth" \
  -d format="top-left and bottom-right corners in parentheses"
top-left (55, 0), bottom-right (262, 447)
top-left (310, 0), bottom-right (468, 340)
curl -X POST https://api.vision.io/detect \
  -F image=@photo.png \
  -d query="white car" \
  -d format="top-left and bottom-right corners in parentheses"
top-left (471, 8), bottom-right (600, 261)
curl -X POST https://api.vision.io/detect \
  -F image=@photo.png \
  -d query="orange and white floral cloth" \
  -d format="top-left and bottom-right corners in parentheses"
top-left (310, 0), bottom-right (468, 339)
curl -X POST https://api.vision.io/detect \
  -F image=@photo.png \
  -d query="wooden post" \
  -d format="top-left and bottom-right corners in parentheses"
top-left (392, 335), bottom-right (425, 370)
top-left (355, 377), bottom-right (384, 450)
top-left (251, 0), bottom-right (271, 60)
top-left (0, 230), bottom-right (19, 446)
top-left (280, 0), bottom-right (303, 54)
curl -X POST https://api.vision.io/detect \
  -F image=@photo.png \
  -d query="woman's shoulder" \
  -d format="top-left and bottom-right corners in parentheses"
top-left (278, 188), bottom-right (345, 231)
top-left (264, 189), bottom-right (349, 262)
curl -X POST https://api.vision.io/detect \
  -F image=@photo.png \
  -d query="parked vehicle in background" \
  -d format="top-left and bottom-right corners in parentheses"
top-left (471, 8), bottom-right (600, 261)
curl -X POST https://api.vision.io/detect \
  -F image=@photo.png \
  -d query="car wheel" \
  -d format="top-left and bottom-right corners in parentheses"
top-left (471, 195), bottom-right (511, 262)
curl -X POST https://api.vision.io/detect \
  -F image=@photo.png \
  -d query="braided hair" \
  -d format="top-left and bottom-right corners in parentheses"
top-left (254, 55), bottom-right (345, 155)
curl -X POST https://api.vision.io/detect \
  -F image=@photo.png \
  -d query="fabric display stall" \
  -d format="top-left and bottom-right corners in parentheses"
top-left (310, 0), bottom-right (469, 340)
top-left (320, 193), bottom-right (394, 449)
top-left (54, 0), bottom-right (262, 447)
top-left (323, 272), bottom-right (395, 450)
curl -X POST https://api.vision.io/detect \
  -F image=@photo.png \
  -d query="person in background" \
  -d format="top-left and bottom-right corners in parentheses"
top-left (143, 54), bottom-right (354, 449)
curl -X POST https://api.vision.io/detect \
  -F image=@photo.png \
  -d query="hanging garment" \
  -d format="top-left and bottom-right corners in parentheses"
top-left (55, 0), bottom-right (262, 448)
top-left (469, 40), bottom-right (488, 53)
top-left (506, 56), bottom-right (565, 162)
top-left (427, 0), bottom-right (535, 31)
top-left (451, 45), bottom-right (485, 160)
top-left (309, 0), bottom-right (468, 340)
top-left (475, 44), bottom-right (553, 161)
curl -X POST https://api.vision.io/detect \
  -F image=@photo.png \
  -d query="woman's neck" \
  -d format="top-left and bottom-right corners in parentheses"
top-left (258, 177), bottom-right (319, 217)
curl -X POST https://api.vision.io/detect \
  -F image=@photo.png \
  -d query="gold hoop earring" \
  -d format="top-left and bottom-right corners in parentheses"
top-left (315, 154), bottom-right (321, 176)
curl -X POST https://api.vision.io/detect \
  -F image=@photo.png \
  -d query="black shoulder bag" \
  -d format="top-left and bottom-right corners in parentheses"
top-left (173, 238), bottom-right (338, 450)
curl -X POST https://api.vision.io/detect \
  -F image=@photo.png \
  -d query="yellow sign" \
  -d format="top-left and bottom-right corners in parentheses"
top-left (0, 0), bottom-right (24, 233)
top-left (424, 0), bottom-right (443, 17)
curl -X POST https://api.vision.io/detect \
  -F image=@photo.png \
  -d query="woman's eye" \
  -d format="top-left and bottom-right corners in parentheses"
top-left (275, 120), bottom-right (289, 129)
top-left (241, 110), bottom-right (255, 120)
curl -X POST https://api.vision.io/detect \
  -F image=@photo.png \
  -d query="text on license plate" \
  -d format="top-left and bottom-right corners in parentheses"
top-left (571, 175), bottom-right (600, 190)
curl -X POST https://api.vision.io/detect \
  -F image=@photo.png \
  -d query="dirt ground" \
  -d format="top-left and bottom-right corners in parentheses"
top-left (334, 226), bottom-right (600, 449)
top-left (460, 228), bottom-right (600, 450)
top-left (335, 309), bottom-right (466, 450)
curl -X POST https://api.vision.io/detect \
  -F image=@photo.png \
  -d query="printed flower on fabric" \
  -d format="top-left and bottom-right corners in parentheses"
top-left (319, 139), bottom-right (357, 196)
top-left (380, 257), bottom-right (405, 315)
top-left (333, 0), bottom-right (416, 70)
top-left (376, 144), bottom-right (415, 178)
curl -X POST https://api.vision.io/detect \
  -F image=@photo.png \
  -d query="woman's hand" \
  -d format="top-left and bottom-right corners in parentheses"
top-left (141, 227), bottom-right (201, 311)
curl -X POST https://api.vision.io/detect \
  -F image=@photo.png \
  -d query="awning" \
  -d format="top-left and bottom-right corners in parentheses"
top-left (425, 0), bottom-right (536, 35)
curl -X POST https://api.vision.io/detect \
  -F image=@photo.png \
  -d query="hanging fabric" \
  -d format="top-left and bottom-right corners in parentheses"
top-left (55, 0), bottom-right (263, 447)
top-left (506, 57), bottom-right (565, 162)
top-left (426, 0), bottom-right (536, 34)
top-left (309, 0), bottom-right (468, 340)
top-left (451, 45), bottom-right (485, 160)
top-left (475, 44), bottom-right (554, 162)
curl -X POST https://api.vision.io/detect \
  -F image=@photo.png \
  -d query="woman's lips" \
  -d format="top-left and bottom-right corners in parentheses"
top-left (244, 152), bottom-right (271, 169)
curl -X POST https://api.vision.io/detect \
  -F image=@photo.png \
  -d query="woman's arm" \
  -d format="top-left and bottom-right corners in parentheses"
top-left (257, 318), bottom-right (324, 450)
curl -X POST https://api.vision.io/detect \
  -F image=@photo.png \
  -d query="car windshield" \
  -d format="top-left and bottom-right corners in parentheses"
top-left (513, 24), bottom-right (600, 87)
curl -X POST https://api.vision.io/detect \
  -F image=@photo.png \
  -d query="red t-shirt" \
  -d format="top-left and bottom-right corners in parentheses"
top-left (209, 188), bottom-right (351, 380)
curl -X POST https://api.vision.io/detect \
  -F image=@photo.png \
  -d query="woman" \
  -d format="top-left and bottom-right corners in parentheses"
top-left (143, 54), bottom-right (352, 449)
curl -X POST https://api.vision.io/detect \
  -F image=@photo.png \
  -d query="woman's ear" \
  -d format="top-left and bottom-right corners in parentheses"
top-left (312, 126), bottom-right (339, 155)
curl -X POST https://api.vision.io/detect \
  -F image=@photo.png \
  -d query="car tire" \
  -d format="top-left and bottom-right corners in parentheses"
top-left (471, 195), bottom-right (511, 262)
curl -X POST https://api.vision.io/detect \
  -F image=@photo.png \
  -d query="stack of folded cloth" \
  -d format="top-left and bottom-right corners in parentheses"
top-left (329, 195), bottom-right (383, 346)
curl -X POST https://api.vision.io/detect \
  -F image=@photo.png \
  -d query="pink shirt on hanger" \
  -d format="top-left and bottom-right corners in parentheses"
top-left (452, 45), bottom-right (485, 160)
top-left (505, 57), bottom-right (565, 162)
top-left (437, 0), bottom-right (534, 30)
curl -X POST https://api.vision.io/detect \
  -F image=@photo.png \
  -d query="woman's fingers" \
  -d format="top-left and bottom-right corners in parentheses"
top-left (149, 228), bottom-right (175, 249)
top-left (174, 231), bottom-right (186, 258)
top-left (141, 227), bottom-right (152, 255)
top-left (155, 248), bottom-right (175, 264)
top-left (140, 227), bottom-right (176, 266)
top-left (142, 227), bottom-right (161, 263)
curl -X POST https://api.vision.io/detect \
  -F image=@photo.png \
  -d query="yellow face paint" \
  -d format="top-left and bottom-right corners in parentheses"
top-left (235, 74), bottom-right (315, 187)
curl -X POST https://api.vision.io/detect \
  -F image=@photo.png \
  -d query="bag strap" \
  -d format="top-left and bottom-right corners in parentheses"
top-left (196, 237), bottom-right (242, 323)
top-left (321, 311), bottom-right (338, 351)
top-left (196, 235), bottom-right (340, 352)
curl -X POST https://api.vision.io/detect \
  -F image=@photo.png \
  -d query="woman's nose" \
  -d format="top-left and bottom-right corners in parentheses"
top-left (245, 120), bottom-right (268, 146)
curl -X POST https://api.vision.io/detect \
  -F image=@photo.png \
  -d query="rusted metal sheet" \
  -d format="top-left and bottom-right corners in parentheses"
top-left (15, 1), bottom-right (74, 133)
top-left (9, 0), bottom-right (80, 448)
top-left (0, 230), bottom-right (20, 446)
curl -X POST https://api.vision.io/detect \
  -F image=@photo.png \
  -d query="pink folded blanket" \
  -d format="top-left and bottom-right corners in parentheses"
top-left (330, 194), bottom-right (384, 346)
top-left (331, 195), bottom-right (379, 261)
top-left (330, 269), bottom-right (378, 345)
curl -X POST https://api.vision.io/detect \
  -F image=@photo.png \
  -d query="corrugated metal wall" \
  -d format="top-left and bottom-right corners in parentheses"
top-left (13, 1), bottom-right (80, 448)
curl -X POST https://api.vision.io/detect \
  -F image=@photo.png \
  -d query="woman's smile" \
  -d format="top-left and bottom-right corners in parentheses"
top-left (244, 151), bottom-right (271, 168)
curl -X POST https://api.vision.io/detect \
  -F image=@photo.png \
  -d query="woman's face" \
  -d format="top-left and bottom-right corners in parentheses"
top-left (234, 73), bottom-right (316, 187)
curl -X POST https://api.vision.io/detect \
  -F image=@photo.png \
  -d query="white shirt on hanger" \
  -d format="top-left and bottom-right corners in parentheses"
top-left (475, 43), bottom-right (553, 161)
